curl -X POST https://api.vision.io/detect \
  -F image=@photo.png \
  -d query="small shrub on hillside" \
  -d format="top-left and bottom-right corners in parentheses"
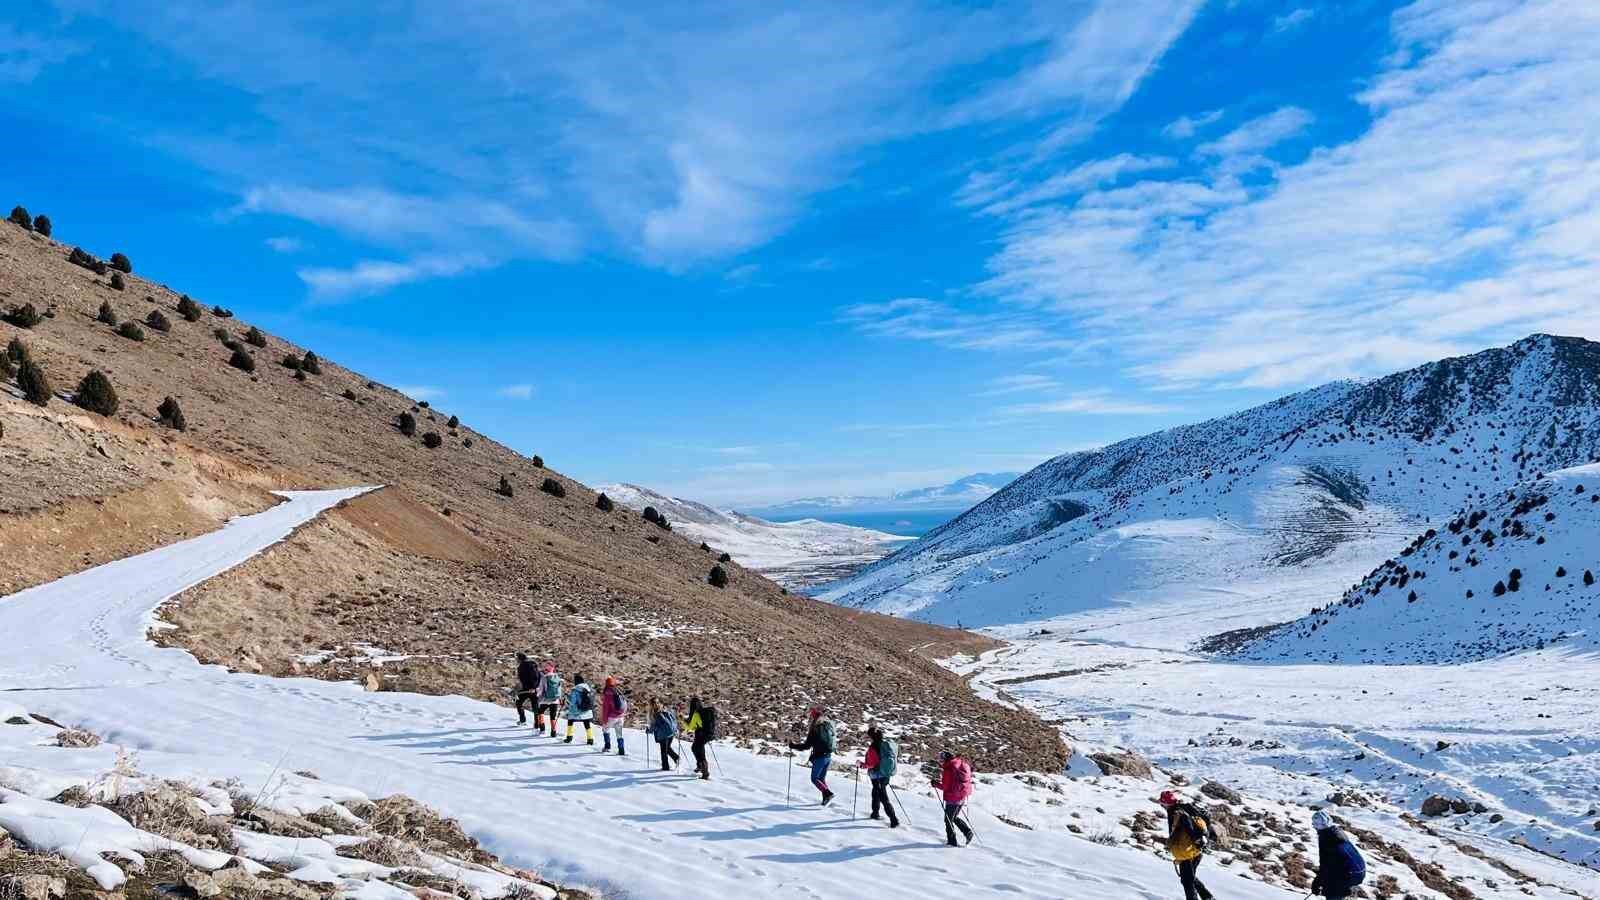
top-left (145, 310), bottom-right (171, 332)
top-left (228, 347), bottom-right (256, 373)
top-left (418, 400), bottom-right (430, 409)
top-left (6, 337), bottom-right (27, 363)
top-left (244, 326), bottom-right (267, 347)
top-left (708, 565), bottom-right (729, 589)
top-left (32, 213), bottom-right (51, 237)
top-left (109, 252), bottom-right (132, 273)
top-left (5, 303), bottom-right (42, 328)
top-left (109, 272), bottom-right (126, 291)
top-left (596, 492), bottom-right (615, 512)
top-left (301, 351), bottom-right (322, 374)
top-left (422, 432), bottom-right (443, 448)
top-left (398, 411), bottom-right (417, 436)
top-left (293, 368), bottom-right (307, 381)
top-left (280, 353), bottom-right (303, 371)
top-left (8, 205), bottom-right (31, 229)
top-left (497, 475), bottom-right (514, 498)
top-left (446, 414), bottom-right (459, 429)
top-left (68, 246), bottom-right (108, 274)
top-left (73, 370), bottom-right (119, 416)
top-left (531, 454), bottom-right (544, 468)
top-left (463, 437), bottom-right (474, 448)
top-left (177, 295), bottom-right (202, 321)
top-left (212, 305), bottom-right (233, 318)
top-left (342, 388), bottom-right (358, 400)
top-left (540, 477), bottom-right (566, 498)
top-left (642, 506), bottom-right (672, 530)
top-left (0, 352), bottom-right (13, 379)
top-left (97, 300), bottom-right (118, 325)
top-left (718, 552), bottom-right (731, 563)
top-left (212, 327), bottom-right (229, 342)
top-left (117, 321), bottom-right (145, 342)
top-left (157, 396), bottom-right (186, 431)
top-left (18, 359), bottom-right (52, 406)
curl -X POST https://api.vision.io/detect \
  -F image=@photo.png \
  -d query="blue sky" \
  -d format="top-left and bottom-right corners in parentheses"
top-left (3, 1), bottom-right (1597, 505)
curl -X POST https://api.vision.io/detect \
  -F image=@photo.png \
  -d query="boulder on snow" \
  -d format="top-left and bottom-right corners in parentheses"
top-left (1449, 798), bottom-right (1473, 815)
top-left (1421, 795), bottom-right (1454, 816)
top-left (1088, 750), bottom-right (1154, 779)
top-left (1200, 781), bottom-right (1242, 804)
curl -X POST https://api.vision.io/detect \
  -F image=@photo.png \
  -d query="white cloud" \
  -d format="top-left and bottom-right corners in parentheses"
top-left (978, 374), bottom-right (1061, 396)
top-left (264, 236), bottom-right (305, 253)
top-left (998, 392), bottom-right (1174, 416)
top-left (972, 154), bottom-right (1176, 216)
top-left (1195, 106), bottom-right (1313, 164)
top-left (1161, 109), bottom-right (1224, 140)
top-left (297, 253), bottom-right (491, 299)
top-left (959, 0), bottom-right (1600, 390)
top-left (497, 383), bottom-right (536, 400)
top-left (841, 298), bottom-right (1077, 352)
top-left (1272, 8), bottom-right (1316, 33)
top-left (395, 385), bottom-right (446, 401)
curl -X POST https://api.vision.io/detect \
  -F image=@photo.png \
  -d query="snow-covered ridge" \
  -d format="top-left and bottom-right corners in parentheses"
top-left (749, 471), bottom-right (1020, 516)
top-left (598, 482), bottom-right (911, 588)
top-left (823, 335), bottom-right (1600, 625)
top-left (1244, 462), bottom-right (1600, 663)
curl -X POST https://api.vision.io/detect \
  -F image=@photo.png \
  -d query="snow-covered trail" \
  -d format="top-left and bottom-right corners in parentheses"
top-left (2, 488), bottom-right (1296, 899)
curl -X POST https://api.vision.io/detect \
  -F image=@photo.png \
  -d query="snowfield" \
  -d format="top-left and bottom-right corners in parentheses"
top-left (0, 488), bottom-right (1296, 899)
top-left (599, 482), bottom-right (912, 588)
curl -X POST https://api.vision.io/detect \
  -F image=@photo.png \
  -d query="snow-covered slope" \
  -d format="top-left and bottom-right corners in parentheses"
top-left (751, 472), bottom-right (1020, 516)
top-left (1244, 463), bottom-right (1600, 663)
top-left (0, 488), bottom-right (1297, 900)
top-left (822, 335), bottom-right (1600, 626)
top-left (598, 483), bottom-right (911, 587)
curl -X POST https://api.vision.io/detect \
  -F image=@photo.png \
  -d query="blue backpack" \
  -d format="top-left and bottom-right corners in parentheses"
top-left (1334, 836), bottom-right (1366, 885)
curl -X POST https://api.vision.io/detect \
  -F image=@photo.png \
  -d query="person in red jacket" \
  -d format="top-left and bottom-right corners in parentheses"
top-left (931, 749), bottom-right (974, 847)
top-left (600, 676), bottom-right (628, 756)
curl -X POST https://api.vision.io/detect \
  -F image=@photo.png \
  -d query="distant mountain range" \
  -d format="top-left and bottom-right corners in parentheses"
top-left (820, 335), bottom-right (1600, 661)
top-left (597, 483), bottom-right (913, 589)
top-left (748, 472), bottom-right (1020, 517)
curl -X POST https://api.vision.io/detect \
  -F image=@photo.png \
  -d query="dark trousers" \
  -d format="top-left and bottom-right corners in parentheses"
top-left (537, 703), bottom-right (559, 734)
top-left (515, 690), bottom-right (538, 722)
top-left (869, 778), bottom-right (897, 823)
top-left (943, 802), bottom-right (972, 845)
top-left (1177, 858), bottom-right (1212, 900)
top-left (691, 736), bottom-right (710, 777)
top-left (658, 739), bottom-right (679, 770)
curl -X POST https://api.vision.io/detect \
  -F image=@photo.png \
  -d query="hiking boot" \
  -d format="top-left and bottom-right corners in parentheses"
top-left (820, 791), bottom-right (835, 807)
top-left (947, 838), bottom-right (959, 847)
top-left (563, 735), bottom-right (573, 744)
top-left (699, 772), bottom-right (710, 781)
top-left (586, 736), bottom-right (595, 746)
top-left (603, 736), bottom-right (612, 752)
top-left (888, 819), bottom-right (900, 829)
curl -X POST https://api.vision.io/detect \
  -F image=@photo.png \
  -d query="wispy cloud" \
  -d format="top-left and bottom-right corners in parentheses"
top-left (1161, 109), bottom-right (1224, 140)
top-left (978, 374), bottom-right (1061, 396)
top-left (998, 392), bottom-right (1173, 416)
top-left (842, 298), bottom-right (1076, 353)
top-left (0, 23), bottom-right (80, 83)
top-left (1195, 106), bottom-right (1313, 166)
top-left (968, 154), bottom-right (1176, 216)
top-left (1272, 8), bottom-right (1316, 33)
top-left (264, 236), bottom-right (305, 254)
top-left (497, 383), bottom-right (536, 400)
top-left (297, 253), bottom-right (491, 299)
top-left (395, 385), bottom-right (446, 401)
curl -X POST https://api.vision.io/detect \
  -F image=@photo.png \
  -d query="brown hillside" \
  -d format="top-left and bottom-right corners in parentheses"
top-left (0, 219), bottom-right (1067, 773)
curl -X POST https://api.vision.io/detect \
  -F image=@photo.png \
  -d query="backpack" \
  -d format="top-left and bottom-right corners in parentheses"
top-left (576, 685), bottom-right (594, 712)
top-left (699, 705), bottom-right (718, 738)
top-left (613, 688), bottom-right (628, 716)
top-left (1171, 804), bottom-right (1211, 859)
top-left (1334, 835), bottom-right (1366, 885)
top-left (541, 675), bottom-right (562, 702)
top-left (877, 739), bottom-right (898, 778)
top-left (817, 718), bottom-right (836, 752)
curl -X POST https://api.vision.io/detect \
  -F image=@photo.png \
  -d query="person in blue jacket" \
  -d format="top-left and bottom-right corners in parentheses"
top-left (648, 698), bottom-right (680, 771)
top-left (1310, 810), bottom-right (1366, 900)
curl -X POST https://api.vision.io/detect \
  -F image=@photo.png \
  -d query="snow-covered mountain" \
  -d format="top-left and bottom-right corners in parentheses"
top-left (598, 483), bottom-right (912, 588)
top-left (820, 335), bottom-right (1600, 627)
top-left (1241, 463), bottom-right (1600, 663)
top-left (750, 471), bottom-right (1020, 516)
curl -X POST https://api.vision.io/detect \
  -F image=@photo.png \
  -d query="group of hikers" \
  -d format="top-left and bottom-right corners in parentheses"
top-left (511, 654), bottom-right (1368, 891)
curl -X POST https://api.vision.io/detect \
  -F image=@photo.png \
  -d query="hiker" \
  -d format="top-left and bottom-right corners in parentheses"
top-left (788, 706), bottom-right (837, 806)
top-left (1310, 810), bottom-right (1366, 899)
top-left (600, 676), bottom-right (628, 756)
top-left (1160, 790), bottom-right (1214, 900)
top-left (682, 696), bottom-right (717, 780)
top-left (860, 724), bottom-right (899, 828)
top-left (932, 749), bottom-right (974, 847)
top-left (648, 698), bottom-right (680, 771)
top-left (565, 674), bottom-right (596, 745)
top-left (535, 663), bottom-right (563, 738)
top-left (514, 652), bottom-right (540, 726)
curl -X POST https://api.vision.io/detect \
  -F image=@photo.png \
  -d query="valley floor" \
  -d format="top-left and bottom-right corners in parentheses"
top-left (945, 584), bottom-right (1600, 899)
top-left (0, 488), bottom-right (1297, 899)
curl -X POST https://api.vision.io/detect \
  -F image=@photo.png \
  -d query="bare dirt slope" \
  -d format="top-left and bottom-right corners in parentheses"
top-left (0, 218), bottom-right (1064, 773)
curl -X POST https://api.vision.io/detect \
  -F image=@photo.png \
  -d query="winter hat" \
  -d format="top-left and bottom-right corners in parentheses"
top-left (1158, 790), bottom-right (1180, 807)
top-left (543, 662), bottom-right (555, 673)
top-left (574, 674), bottom-right (586, 684)
top-left (1311, 810), bottom-right (1332, 831)
top-left (808, 706), bottom-right (824, 719)
top-left (938, 750), bottom-right (954, 762)
top-left (516, 652), bottom-right (527, 661)
top-left (605, 676), bottom-right (616, 688)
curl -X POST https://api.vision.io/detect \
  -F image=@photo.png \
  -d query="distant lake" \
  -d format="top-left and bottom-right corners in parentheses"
top-left (758, 509), bottom-right (959, 537)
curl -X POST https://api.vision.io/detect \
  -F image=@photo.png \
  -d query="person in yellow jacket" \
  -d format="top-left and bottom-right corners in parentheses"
top-left (1160, 791), bottom-right (1214, 900)
top-left (680, 696), bottom-right (716, 780)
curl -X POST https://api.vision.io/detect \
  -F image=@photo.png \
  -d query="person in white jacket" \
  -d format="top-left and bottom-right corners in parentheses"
top-left (565, 674), bottom-right (596, 745)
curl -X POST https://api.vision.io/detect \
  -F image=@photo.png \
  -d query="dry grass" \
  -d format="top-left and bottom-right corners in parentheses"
top-left (103, 780), bottom-right (238, 853)
top-left (337, 834), bottom-right (423, 869)
top-left (52, 727), bottom-right (100, 748)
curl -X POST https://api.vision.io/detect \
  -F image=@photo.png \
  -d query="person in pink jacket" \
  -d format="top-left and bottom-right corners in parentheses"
top-left (600, 676), bottom-right (628, 756)
top-left (932, 749), bottom-right (974, 847)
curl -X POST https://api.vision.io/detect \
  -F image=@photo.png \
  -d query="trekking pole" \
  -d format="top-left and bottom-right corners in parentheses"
top-left (888, 784), bottom-right (911, 827)
top-left (785, 752), bottom-right (793, 807)
top-left (709, 741), bottom-right (725, 779)
top-left (962, 802), bottom-right (981, 846)
top-left (852, 765), bottom-right (860, 820)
